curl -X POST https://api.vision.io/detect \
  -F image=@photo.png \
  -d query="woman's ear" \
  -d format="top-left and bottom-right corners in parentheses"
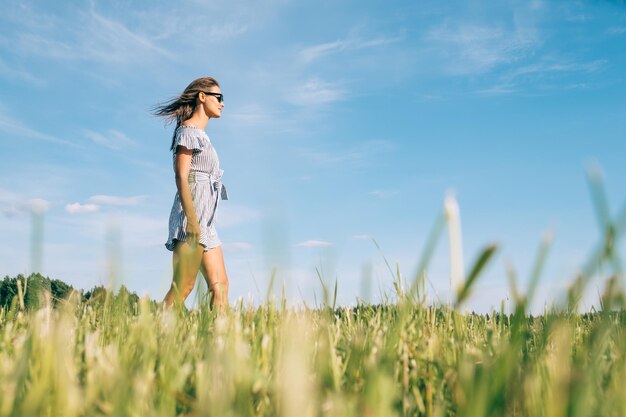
top-left (194, 94), bottom-right (204, 110)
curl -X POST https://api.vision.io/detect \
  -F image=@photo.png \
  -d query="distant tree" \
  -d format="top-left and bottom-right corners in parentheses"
top-left (118, 285), bottom-right (140, 305)
top-left (0, 274), bottom-right (143, 310)
top-left (0, 275), bottom-right (19, 308)
top-left (84, 285), bottom-right (108, 305)
top-left (24, 272), bottom-right (52, 310)
top-left (0, 274), bottom-right (76, 309)
top-left (84, 284), bottom-right (142, 311)
top-left (50, 278), bottom-right (74, 305)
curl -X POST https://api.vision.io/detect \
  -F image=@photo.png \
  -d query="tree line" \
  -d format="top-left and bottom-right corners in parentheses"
top-left (0, 273), bottom-right (140, 310)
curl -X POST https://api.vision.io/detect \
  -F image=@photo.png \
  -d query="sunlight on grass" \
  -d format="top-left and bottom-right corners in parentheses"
top-left (0, 168), bottom-right (624, 416)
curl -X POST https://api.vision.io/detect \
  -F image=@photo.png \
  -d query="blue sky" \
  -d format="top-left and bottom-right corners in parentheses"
top-left (1, 0), bottom-right (625, 312)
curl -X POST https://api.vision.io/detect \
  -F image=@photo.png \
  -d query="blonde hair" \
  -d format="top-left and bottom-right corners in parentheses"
top-left (152, 77), bottom-right (220, 150)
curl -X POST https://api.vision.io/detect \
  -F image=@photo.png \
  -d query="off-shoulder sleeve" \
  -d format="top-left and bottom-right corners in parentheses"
top-left (173, 128), bottom-right (206, 153)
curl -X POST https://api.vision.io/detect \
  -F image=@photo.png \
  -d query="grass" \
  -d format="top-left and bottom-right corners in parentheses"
top-left (1, 171), bottom-right (625, 416)
top-left (1, 286), bottom-right (626, 417)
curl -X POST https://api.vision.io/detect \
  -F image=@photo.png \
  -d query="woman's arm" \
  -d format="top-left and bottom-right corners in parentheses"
top-left (174, 147), bottom-right (201, 244)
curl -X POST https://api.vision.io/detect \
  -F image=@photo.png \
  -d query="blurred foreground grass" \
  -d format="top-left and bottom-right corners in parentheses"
top-left (1, 273), bottom-right (625, 417)
top-left (1, 169), bottom-right (624, 416)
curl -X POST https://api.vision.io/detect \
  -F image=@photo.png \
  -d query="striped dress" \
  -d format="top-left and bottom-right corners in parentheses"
top-left (165, 125), bottom-right (228, 252)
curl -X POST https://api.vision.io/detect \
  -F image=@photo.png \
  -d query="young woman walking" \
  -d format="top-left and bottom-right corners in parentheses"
top-left (153, 77), bottom-right (229, 310)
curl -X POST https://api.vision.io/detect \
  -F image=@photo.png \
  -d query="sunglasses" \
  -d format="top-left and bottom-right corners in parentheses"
top-left (202, 91), bottom-right (224, 103)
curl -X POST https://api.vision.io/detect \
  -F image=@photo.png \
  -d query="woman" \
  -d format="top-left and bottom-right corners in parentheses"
top-left (153, 77), bottom-right (229, 310)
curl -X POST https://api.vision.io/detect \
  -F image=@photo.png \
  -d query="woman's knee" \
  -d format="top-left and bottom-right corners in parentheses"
top-left (183, 280), bottom-right (197, 296)
top-left (170, 279), bottom-right (196, 297)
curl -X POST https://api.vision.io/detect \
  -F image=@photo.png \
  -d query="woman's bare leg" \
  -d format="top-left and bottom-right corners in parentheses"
top-left (163, 240), bottom-right (204, 307)
top-left (200, 245), bottom-right (229, 312)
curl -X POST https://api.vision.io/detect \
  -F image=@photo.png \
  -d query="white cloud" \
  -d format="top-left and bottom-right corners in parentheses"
top-left (287, 78), bottom-right (346, 106)
top-left (0, 111), bottom-right (75, 147)
top-left (473, 83), bottom-right (518, 96)
top-left (294, 240), bottom-right (333, 248)
top-left (65, 203), bottom-right (99, 214)
top-left (299, 139), bottom-right (396, 166)
top-left (88, 195), bottom-right (145, 206)
top-left (368, 189), bottom-right (399, 199)
top-left (30, 198), bottom-right (50, 214)
top-left (204, 23), bottom-right (249, 41)
top-left (83, 10), bottom-right (174, 64)
top-left (225, 103), bottom-right (299, 132)
top-left (84, 129), bottom-right (136, 150)
top-left (298, 35), bottom-right (403, 63)
top-left (4, 6), bottom-right (174, 67)
top-left (1, 206), bottom-right (21, 217)
top-left (299, 40), bottom-right (348, 63)
top-left (476, 58), bottom-right (607, 95)
top-left (15, 33), bottom-right (77, 61)
top-left (506, 59), bottom-right (606, 79)
top-left (606, 26), bottom-right (626, 36)
top-left (0, 56), bottom-right (46, 86)
top-left (0, 189), bottom-right (51, 217)
top-left (0, 188), bottom-right (25, 217)
top-left (426, 22), bottom-right (539, 75)
top-left (227, 104), bottom-right (273, 127)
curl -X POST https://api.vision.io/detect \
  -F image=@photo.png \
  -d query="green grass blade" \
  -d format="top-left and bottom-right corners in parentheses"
top-left (455, 244), bottom-right (498, 308)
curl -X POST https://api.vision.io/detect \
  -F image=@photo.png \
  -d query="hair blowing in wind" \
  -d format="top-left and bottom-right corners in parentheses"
top-left (152, 77), bottom-right (220, 150)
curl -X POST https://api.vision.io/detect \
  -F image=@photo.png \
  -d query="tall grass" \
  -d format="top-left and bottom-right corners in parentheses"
top-left (0, 171), bottom-right (624, 416)
top-left (1, 282), bottom-right (625, 416)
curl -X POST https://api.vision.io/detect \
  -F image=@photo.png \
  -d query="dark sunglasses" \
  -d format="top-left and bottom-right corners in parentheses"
top-left (202, 91), bottom-right (224, 103)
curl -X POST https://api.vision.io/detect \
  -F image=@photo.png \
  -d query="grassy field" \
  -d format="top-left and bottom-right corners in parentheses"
top-left (1, 180), bottom-right (624, 416)
top-left (0, 279), bottom-right (625, 417)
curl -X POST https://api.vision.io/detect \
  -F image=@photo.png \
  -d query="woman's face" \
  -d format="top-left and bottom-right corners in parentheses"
top-left (200, 86), bottom-right (224, 119)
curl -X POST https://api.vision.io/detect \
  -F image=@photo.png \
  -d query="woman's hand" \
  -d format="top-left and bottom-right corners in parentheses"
top-left (186, 220), bottom-right (201, 245)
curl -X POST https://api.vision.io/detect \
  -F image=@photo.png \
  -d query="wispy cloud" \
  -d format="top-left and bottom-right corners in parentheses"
top-left (204, 23), bottom-right (249, 41)
top-left (63, 194), bottom-right (145, 216)
top-left (1, 205), bottom-right (21, 217)
top-left (476, 58), bottom-right (607, 95)
top-left (299, 139), bottom-right (396, 166)
top-left (425, 22), bottom-right (540, 75)
top-left (227, 107), bottom-right (272, 126)
top-left (83, 10), bottom-right (174, 64)
top-left (287, 78), bottom-right (346, 106)
top-left (0, 193), bottom-right (51, 217)
top-left (298, 34), bottom-right (404, 63)
top-left (606, 26), bottom-right (626, 36)
top-left (506, 59), bottom-right (606, 78)
top-left (0, 112), bottom-right (76, 147)
top-left (0, 56), bottom-right (46, 86)
top-left (367, 189), bottom-right (399, 199)
top-left (4, 6), bottom-right (174, 67)
top-left (14, 33), bottom-right (77, 61)
top-left (84, 129), bottom-right (136, 150)
top-left (294, 240), bottom-right (333, 248)
top-left (351, 234), bottom-right (372, 241)
top-left (65, 203), bottom-right (99, 214)
top-left (225, 103), bottom-right (298, 132)
top-left (88, 195), bottom-right (146, 206)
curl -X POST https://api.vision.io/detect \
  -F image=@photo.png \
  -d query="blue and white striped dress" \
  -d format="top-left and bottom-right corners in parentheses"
top-left (165, 125), bottom-right (228, 252)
